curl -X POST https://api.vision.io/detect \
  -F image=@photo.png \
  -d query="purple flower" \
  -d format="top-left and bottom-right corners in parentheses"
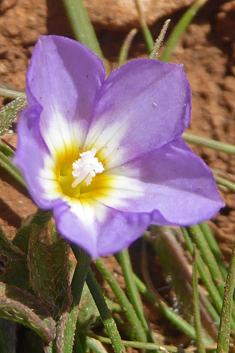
top-left (14, 35), bottom-right (224, 258)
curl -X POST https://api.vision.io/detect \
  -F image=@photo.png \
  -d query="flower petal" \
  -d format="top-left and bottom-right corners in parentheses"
top-left (85, 60), bottom-right (191, 169)
top-left (53, 198), bottom-right (152, 258)
top-left (14, 105), bottom-right (62, 209)
top-left (26, 35), bottom-right (106, 158)
top-left (96, 139), bottom-right (224, 225)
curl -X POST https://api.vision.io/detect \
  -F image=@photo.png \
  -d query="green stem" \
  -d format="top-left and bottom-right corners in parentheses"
top-left (80, 329), bottom-right (212, 352)
top-left (116, 249), bottom-right (148, 331)
top-left (161, 0), bottom-right (209, 62)
top-left (192, 249), bottom-right (206, 353)
top-left (182, 132), bottom-right (235, 155)
top-left (217, 240), bottom-right (235, 353)
top-left (62, 0), bottom-right (103, 60)
top-left (199, 222), bottom-right (227, 281)
top-left (187, 225), bottom-right (224, 296)
top-left (0, 87), bottom-right (26, 99)
top-left (86, 269), bottom-right (126, 353)
top-left (70, 245), bottom-right (91, 306)
top-left (95, 257), bottom-right (148, 343)
top-left (181, 227), bottom-right (223, 316)
top-left (214, 175), bottom-right (235, 193)
top-left (74, 332), bottom-right (88, 353)
top-left (87, 337), bottom-right (107, 353)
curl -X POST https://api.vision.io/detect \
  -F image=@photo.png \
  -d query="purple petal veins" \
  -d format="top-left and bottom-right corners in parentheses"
top-left (14, 35), bottom-right (225, 258)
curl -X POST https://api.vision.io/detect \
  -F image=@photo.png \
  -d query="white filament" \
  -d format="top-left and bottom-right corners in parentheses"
top-left (72, 148), bottom-right (104, 188)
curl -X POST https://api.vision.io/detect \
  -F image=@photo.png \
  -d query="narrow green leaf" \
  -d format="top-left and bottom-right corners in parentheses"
top-left (161, 0), bottom-right (209, 62)
top-left (199, 222), bottom-right (227, 281)
top-left (214, 175), bottom-right (235, 193)
top-left (0, 150), bottom-right (25, 187)
top-left (115, 249), bottom-right (149, 332)
top-left (182, 132), bottom-right (235, 155)
top-left (217, 240), bottom-right (235, 353)
top-left (0, 84), bottom-right (26, 99)
top-left (0, 98), bottom-right (27, 136)
top-left (192, 249), bottom-right (206, 353)
top-left (62, 0), bottom-right (103, 60)
top-left (86, 269), bottom-right (127, 353)
top-left (0, 282), bottom-right (55, 344)
top-left (0, 143), bottom-right (14, 158)
top-left (187, 225), bottom-right (224, 297)
top-left (86, 337), bottom-right (107, 353)
top-left (181, 227), bottom-right (227, 327)
top-left (95, 257), bottom-right (147, 343)
top-left (149, 227), bottom-right (216, 341)
top-left (133, 0), bottom-right (154, 52)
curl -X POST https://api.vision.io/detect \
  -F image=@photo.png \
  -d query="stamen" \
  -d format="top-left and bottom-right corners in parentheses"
top-left (72, 148), bottom-right (104, 188)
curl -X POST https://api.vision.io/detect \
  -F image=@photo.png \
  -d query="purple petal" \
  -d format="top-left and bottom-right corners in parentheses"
top-left (53, 199), bottom-right (152, 258)
top-left (85, 60), bottom-right (191, 169)
top-left (14, 106), bottom-right (62, 209)
top-left (26, 35), bottom-right (106, 157)
top-left (100, 139), bottom-right (224, 225)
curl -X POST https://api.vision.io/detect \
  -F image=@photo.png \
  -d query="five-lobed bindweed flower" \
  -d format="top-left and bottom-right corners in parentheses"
top-left (14, 35), bottom-right (224, 258)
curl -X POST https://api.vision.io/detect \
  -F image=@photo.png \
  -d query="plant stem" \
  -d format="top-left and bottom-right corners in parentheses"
top-left (199, 222), bottom-right (227, 281)
top-left (86, 269), bottom-right (126, 353)
top-left (182, 132), bottom-right (235, 155)
top-left (181, 227), bottom-right (223, 316)
top-left (214, 175), bottom-right (235, 192)
top-left (116, 249), bottom-right (148, 331)
top-left (187, 225), bottom-right (224, 297)
top-left (70, 245), bottom-right (91, 306)
top-left (0, 87), bottom-right (26, 99)
top-left (95, 257), bottom-right (148, 343)
top-left (217, 240), bottom-right (235, 353)
top-left (192, 249), bottom-right (206, 353)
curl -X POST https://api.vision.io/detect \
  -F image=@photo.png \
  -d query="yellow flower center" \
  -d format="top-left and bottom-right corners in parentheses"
top-left (57, 148), bottom-right (105, 199)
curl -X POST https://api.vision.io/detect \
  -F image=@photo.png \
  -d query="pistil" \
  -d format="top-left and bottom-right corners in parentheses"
top-left (72, 148), bottom-right (104, 188)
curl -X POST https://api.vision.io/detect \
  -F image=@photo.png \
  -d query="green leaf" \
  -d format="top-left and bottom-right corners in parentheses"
top-left (28, 226), bottom-right (71, 319)
top-left (0, 226), bottom-right (23, 259)
top-left (13, 209), bottom-right (52, 253)
top-left (0, 98), bottom-right (27, 136)
top-left (0, 282), bottom-right (56, 344)
top-left (2, 211), bottom-right (52, 291)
